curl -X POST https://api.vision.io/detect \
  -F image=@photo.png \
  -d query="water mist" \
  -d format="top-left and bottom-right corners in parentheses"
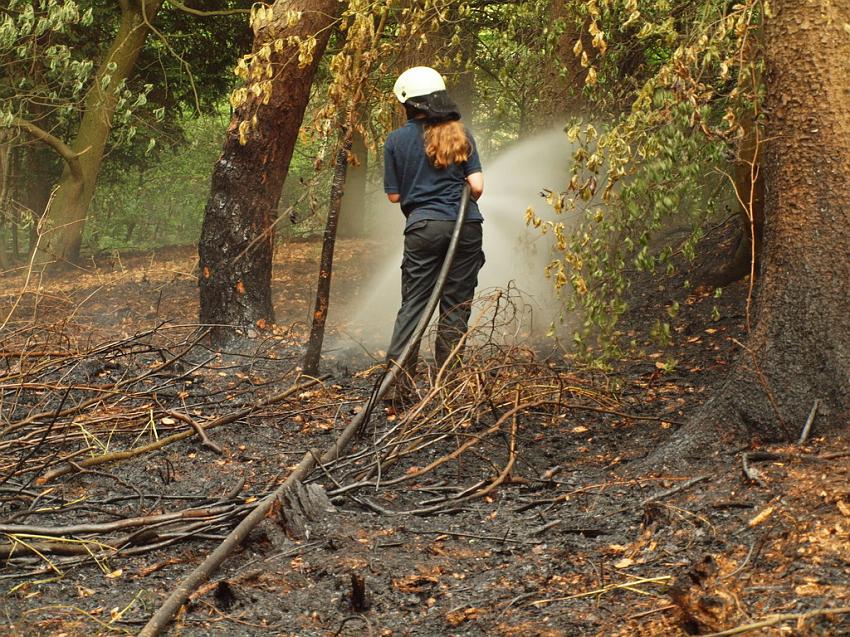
top-left (325, 127), bottom-right (582, 366)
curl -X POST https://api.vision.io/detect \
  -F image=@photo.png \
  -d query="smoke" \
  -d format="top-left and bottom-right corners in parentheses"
top-left (325, 127), bottom-right (580, 366)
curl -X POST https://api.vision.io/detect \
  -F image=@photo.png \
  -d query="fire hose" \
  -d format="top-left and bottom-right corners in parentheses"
top-left (140, 184), bottom-right (473, 637)
top-left (366, 182), bottom-right (472, 412)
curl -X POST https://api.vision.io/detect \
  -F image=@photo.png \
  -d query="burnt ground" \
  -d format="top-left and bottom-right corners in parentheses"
top-left (0, 233), bottom-right (848, 637)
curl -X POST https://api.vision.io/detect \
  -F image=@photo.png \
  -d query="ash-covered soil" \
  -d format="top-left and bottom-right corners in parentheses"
top-left (1, 235), bottom-right (847, 636)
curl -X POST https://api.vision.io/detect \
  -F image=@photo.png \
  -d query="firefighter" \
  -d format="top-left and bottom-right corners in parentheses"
top-left (383, 66), bottom-right (485, 406)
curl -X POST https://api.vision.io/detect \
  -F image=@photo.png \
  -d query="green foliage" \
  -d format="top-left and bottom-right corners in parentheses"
top-left (89, 0), bottom-right (253, 177)
top-left (1, 0), bottom-right (93, 129)
top-left (471, 0), bottom-right (562, 139)
top-left (1, 0), bottom-right (252, 256)
top-left (87, 113), bottom-right (229, 250)
top-left (87, 106), bottom-right (332, 251)
top-left (0, 1), bottom-right (151, 141)
top-left (532, 0), bottom-right (763, 354)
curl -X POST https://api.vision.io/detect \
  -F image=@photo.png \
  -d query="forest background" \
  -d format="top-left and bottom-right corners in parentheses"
top-left (3, 0), bottom-right (847, 451)
top-left (0, 0), bottom-right (848, 634)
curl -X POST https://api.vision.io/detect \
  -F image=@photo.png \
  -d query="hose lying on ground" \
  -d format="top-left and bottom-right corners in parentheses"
top-left (139, 184), bottom-right (472, 637)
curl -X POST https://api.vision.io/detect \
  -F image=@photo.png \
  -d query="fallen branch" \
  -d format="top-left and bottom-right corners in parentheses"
top-left (798, 398), bottom-right (820, 444)
top-left (530, 575), bottom-right (672, 607)
top-left (138, 374), bottom-right (393, 635)
top-left (2, 327), bottom-right (210, 438)
top-left (0, 503), bottom-right (238, 537)
top-left (164, 409), bottom-right (222, 454)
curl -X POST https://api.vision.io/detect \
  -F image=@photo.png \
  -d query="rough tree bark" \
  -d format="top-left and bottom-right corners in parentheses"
top-left (32, 0), bottom-right (165, 267)
top-left (19, 145), bottom-right (58, 256)
top-left (198, 0), bottom-right (342, 342)
top-left (652, 0), bottom-right (850, 466)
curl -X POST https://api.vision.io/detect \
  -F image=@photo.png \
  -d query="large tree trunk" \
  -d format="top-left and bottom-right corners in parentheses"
top-left (33, 0), bottom-right (164, 267)
top-left (651, 0), bottom-right (850, 466)
top-left (19, 145), bottom-right (58, 257)
top-left (198, 0), bottom-right (342, 342)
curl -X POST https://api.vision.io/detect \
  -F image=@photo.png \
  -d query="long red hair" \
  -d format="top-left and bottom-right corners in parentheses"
top-left (424, 121), bottom-right (469, 169)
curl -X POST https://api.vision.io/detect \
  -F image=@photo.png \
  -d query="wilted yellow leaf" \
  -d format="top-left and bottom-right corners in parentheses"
top-left (748, 505), bottom-right (775, 527)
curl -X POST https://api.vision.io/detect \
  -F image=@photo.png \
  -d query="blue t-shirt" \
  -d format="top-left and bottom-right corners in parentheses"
top-left (384, 119), bottom-right (483, 231)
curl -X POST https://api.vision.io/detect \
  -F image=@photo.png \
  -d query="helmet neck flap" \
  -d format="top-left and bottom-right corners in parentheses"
top-left (404, 91), bottom-right (461, 123)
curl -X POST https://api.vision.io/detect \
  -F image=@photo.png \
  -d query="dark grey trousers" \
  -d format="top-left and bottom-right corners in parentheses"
top-left (386, 219), bottom-right (485, 375)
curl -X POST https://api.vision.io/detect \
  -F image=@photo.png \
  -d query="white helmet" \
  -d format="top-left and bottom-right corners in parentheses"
top-left (393, 66), bottom-right (446, 103)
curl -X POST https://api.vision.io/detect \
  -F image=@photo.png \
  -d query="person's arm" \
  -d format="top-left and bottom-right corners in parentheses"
top-left (463, 131), bottom-right (484, 201)
top-left (466, 171), bottom-right (483, 201)
top-left (384, 137), bottom-right (401, 205)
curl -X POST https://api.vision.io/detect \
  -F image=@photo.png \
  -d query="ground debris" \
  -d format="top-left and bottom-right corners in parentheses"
top-left (1, 242), bottom-right (847, 636)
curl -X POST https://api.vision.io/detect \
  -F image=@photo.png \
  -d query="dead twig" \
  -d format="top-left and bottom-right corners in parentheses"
top-left (530, 575), bottom-right (672, 607)
top-left (37, 375), bottom-right (327, 483)
top-left (798, 398), bottom-right (819, 444)
top-left (0, 503), bottom-right (239, 537)
top-left (163, 409), bottom-right (222, 455)
top-left (628, 604), bottom-right (677, 619)
top-left (332, 615), bottom-right (373, 637)
top-left (639, 475), bottom-right (710, 506)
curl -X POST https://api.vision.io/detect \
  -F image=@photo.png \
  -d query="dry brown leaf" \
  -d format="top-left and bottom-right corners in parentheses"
top-left (445, 607), bottom-right (480, 626)
top-left (393, 566), bottom-right (443, 593)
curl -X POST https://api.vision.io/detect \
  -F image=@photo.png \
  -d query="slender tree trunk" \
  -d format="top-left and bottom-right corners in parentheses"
top-left (0, 133), bottom-right (11, 267)
top-left (9, 140), bottom-right (58, 256)
top-left (302, 6), bottom-right (388, 371)
top-left (32, 0), bottom-right (164, 267)
top-left (198, 0), bottom-right (343, 342)
top-left (303, 135), bottom-right (352, 375)
top-left (707, 111), bottom-right (766, 288)
top-left (651, 0), bottom-right (850, 466)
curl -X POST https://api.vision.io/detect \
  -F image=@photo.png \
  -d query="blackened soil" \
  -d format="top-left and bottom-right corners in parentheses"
top-left (1, 235), bottom-right (848, 636)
